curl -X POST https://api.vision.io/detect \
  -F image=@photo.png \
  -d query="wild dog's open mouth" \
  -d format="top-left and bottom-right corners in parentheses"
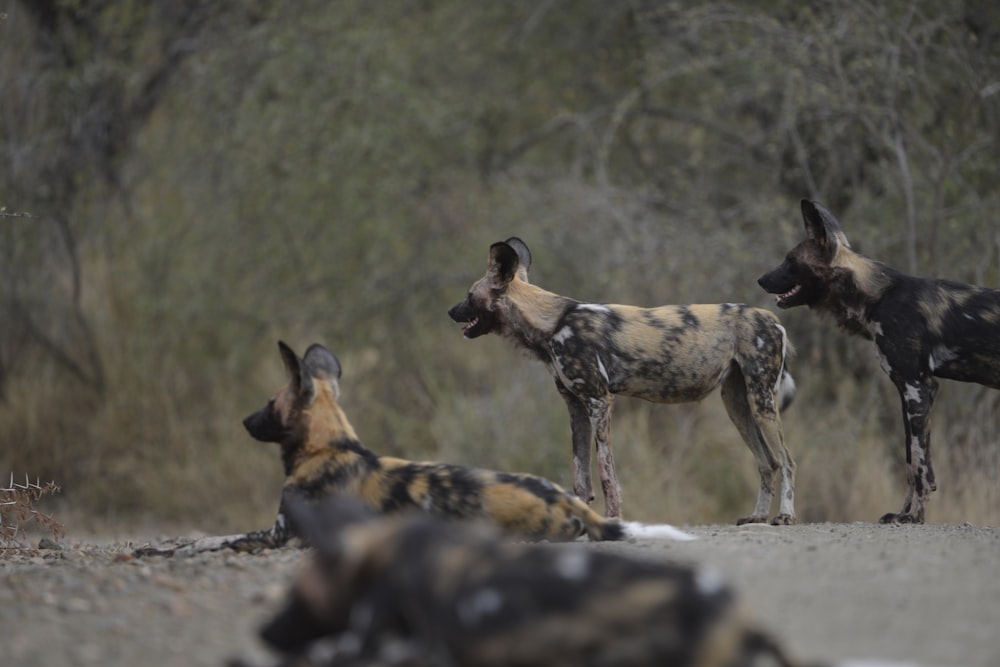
top-left (775, 285), bottom-right (801, 308)
top-left (461, 316), bottom-right (479, 336)
top-left (449, 300), bottom-right (491, 338)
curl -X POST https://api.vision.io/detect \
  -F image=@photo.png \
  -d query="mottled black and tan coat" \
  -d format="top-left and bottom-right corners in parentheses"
top-left (254, 498), bottom-right (803, 667)
top-left (759, 199), bottom-right (1000, 523)
top-left (449, 238), bottom-right (797, 525)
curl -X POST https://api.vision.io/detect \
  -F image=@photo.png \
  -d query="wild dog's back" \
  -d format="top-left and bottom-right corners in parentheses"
top-left (366, 458), bottom-right (628, 541)
top-left (552, 302), bottom-right (786, 404)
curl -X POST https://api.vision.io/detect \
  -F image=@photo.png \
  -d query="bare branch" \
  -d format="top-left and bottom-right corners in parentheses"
top-left (1, 473), bottom-right (64, 556)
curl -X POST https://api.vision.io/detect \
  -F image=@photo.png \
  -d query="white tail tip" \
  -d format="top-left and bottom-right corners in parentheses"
top-left (623, 522), bottom-right (697, 541)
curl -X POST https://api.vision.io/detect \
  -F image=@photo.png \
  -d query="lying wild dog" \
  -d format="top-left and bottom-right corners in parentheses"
top-left (135, 341), bottom-right (693, 556)
top-left (448, 238), bottom-right (797, 525)
top-left (251, 496), bottom-right (804, 667)
top-left (759, 199), bottom-right (1000, 524)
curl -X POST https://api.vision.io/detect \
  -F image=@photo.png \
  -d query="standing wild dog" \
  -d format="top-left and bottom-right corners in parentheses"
top-left (448, 238), bottom-right (797, 525)
top-left (137, 341), bottom-right (693, 556)
top-left (759, 199), bottom-right (1000, 524)
top-left (252, 496), bottom-right (805, 667)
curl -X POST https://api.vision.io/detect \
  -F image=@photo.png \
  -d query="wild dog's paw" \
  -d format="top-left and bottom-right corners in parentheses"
top-left (176, 535), bottom-right (240, 555)
top-left (769, 513), bottom-right (795, 526)
top-left (132, 544), bottom-right (178, 558)
top-left (735, 515), bottom-right (768, 526)
top-left (132, 538), bottom-right (199, 558)
top-left (878, 511), bottom-right (925, 525)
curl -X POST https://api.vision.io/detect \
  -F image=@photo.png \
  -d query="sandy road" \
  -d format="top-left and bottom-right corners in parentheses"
top-left (1, 522), bottom-right (997, 667)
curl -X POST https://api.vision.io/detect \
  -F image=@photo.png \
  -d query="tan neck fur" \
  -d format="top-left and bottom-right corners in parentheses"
top-left (502, 279), bottom-right (571, 339)
top-left (834, 246), bottom-right (893, 300)
top-left (303, 381), bottom-right (359, 453)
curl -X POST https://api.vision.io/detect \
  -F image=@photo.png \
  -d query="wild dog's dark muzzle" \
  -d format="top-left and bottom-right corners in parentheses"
top-left (448, 299), bottom-right (492, 338)
top-left (447, 299), bottom-right (473, 323)
top-left (259, 588), bottom-right (333, 652)
top-left (757, 267), bottom-right (803, 309)
top-left (757, 268), bottom-right (794, 295)
top-left (243, 403), bottom-right (288, 443)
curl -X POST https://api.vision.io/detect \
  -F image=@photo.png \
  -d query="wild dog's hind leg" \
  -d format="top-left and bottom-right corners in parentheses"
top-left (880, 373), bottom-right (938, 524)
top-left (721, 364), bottom-right (796, 525)
top-left (587, 394), bottom-right (622, 518)
top-left (556, 381), bottom-right (596, 505)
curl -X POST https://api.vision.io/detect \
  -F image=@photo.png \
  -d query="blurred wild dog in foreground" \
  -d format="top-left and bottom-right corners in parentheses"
top-left (137, 342), bottom-right (692, 556)
top-left (449, 238), bottom-right (797, 524)
top-left (759, 199), bottom-right (1000, 523)
top-left (249, 496), bottom-right (804, 667)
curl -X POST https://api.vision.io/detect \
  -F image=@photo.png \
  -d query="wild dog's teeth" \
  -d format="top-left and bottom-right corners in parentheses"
top-left (779, 285), bottom-right (801, 301)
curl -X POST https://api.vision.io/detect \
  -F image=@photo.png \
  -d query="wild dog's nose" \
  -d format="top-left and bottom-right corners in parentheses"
top-left (447, 301), bottom-right (464, 322)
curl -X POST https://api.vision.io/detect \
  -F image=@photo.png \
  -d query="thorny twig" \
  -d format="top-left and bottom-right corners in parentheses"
top-left (1, 473), bottom-right (65, 556)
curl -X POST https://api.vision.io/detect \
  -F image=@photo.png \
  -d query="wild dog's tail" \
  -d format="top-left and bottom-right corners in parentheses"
top-left (777, 368), bottom-right (796, 412)
top-left (621, 521), bottom-right (697, 541)
top-left (567, 494), bottom-right (695, 542)
top-left (588, 519), bottom-right (696, 542)
top-left (774, 321), bottom-right (796, 412)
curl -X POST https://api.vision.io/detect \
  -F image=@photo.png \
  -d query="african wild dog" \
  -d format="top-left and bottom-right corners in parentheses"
top-left (252, 495), bottom-right (804, 667)
top-left (759, 199), bottom-right (1000, 524)
top-left (448, 238), bottom-right (797, 525)
top-left (136, 341), bottom-right (692, 556)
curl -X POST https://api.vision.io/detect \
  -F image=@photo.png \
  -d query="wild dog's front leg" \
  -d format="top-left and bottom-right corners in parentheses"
top-left (880, 375), bottom-right (938, 524)
top-left (180, 513), bottom-right (292, 555)
top-left (556, 380), bottom-right (596, 505)
top-left (587, 394), bottom-right (621, 518)
top-left (134, 511), bottom-right (293, 557)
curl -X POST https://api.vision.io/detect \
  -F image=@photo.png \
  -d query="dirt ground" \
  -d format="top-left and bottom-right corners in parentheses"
top-left (1, 521), bottom-right (997, 667)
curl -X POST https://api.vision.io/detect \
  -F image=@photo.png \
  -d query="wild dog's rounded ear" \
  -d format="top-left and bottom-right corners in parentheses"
top-left (302, 344), bottom-right (342, 381)
top-left (488, 241), bottom-right (522, 285)
top-left (801, 199), bottom-right (851, 252)
top-left (278, 340), bottom-right (315, 400)
top-left (504, 237), bottom-right (532, 281)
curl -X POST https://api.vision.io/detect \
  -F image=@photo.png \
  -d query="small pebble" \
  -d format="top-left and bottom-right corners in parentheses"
top-left (38, 537), bottom-right (63, 550)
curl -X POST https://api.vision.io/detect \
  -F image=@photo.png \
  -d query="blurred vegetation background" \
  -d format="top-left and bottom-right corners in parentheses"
top-left (1, 0), bottom-right (998, 532)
